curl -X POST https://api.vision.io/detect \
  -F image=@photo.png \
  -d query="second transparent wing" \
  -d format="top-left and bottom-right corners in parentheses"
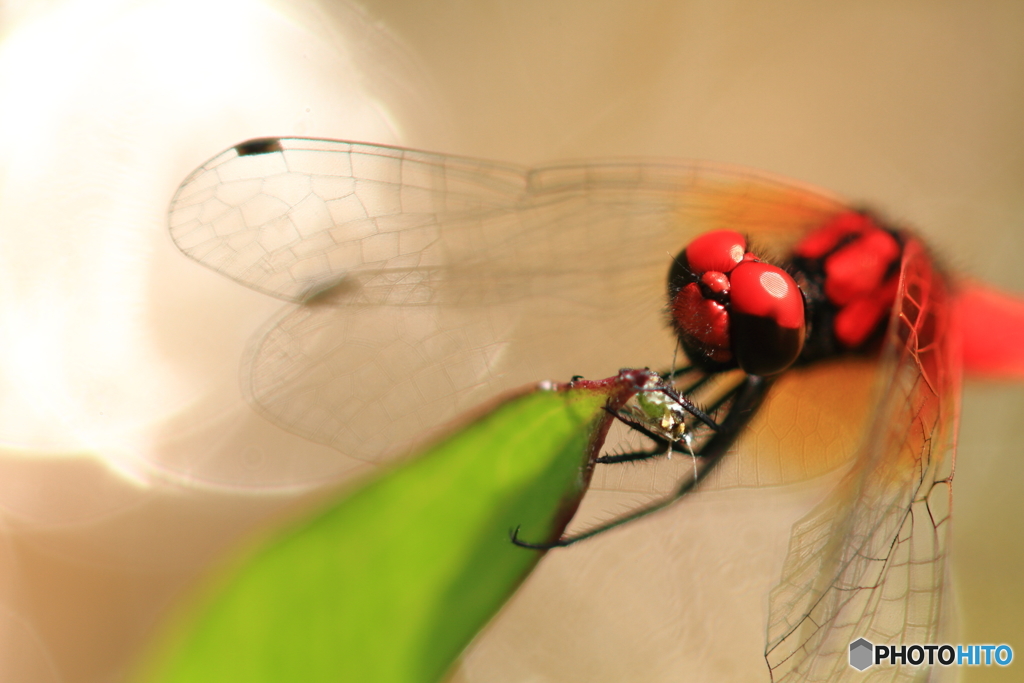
top-left (764, 239), bottom-right (961, 682)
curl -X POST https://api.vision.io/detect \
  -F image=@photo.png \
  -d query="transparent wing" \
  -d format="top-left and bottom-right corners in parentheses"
top-left (765, 239), bottom-right (961, 682)
top-left (169, 137), bottom-right (849, 486)
top-left (169, 137), bottom-right (529, 302)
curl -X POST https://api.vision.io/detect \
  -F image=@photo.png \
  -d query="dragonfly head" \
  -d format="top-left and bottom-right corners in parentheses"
top-left (668, 230), bottom-right (806, 376)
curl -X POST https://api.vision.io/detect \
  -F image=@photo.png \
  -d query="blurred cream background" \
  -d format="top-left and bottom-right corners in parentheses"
top-left (0, 1), bottom-right (1022, 681)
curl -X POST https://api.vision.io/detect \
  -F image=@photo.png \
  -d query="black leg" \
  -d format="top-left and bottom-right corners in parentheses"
top-left (511, 374), bottom-right (773, 549)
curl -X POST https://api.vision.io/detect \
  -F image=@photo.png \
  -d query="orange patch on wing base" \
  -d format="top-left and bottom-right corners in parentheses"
top-left (703, 358), bottom-right (878, 490)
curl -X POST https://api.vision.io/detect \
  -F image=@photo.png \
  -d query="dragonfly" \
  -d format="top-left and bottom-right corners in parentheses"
top-left (167, 137), bottom-right (1023, 682)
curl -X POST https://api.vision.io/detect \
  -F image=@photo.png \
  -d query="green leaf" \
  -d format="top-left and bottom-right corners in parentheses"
top-left (138, 371), bottom-right (654, 683)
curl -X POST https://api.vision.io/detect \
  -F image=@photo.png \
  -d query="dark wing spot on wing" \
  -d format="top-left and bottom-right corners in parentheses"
top-left (235, 138), bottom-right (285, 156)
top-left (301, 277), bottom-right (361, 306)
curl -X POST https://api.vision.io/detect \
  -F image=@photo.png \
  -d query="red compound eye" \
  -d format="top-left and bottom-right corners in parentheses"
top-left (684, 230), bottom-right (748, 274)
top-left (670, 282), bottom-right (733, 365)
top-left (728, 261), bottom-right (806, 375)
top-left (669, 230), bottom-right (807, 376)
